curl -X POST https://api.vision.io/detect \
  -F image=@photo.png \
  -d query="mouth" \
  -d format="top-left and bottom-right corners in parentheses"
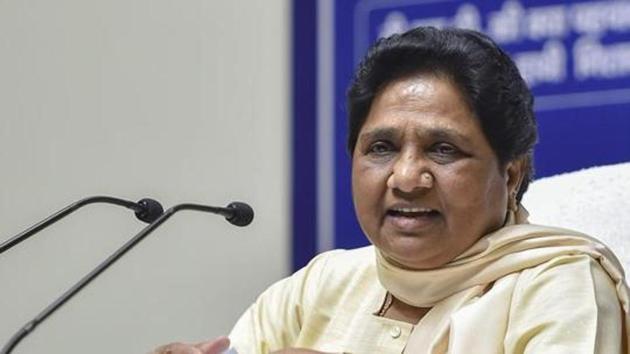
top-left (385, 206), bottom-right (441, 233)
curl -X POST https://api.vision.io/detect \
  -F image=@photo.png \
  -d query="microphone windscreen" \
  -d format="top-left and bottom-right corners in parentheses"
top-left (135, 198), bottom-right (164, 223)
top-left (226, 202), bottom-right (254, 227)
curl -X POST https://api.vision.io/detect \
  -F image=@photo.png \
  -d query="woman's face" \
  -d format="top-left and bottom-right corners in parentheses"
top-left (352, 74), bottom-right (523, 270)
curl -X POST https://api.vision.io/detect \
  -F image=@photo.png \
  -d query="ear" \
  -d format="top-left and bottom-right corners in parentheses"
top-left (505, 157), bottom-right (527, 197)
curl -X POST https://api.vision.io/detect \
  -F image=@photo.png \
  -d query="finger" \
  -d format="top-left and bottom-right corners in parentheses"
top-left (153, 342), bottom-right (201, 354)
top-left (195, 336), bottom-right (230, 354)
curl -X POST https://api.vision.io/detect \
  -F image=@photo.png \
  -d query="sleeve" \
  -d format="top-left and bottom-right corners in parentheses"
top-left (504, 254), bottom-right (623, 354)
top-left (228, 250), bottom-right (341, 354)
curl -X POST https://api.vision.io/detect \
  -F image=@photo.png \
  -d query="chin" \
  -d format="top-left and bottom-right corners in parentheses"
top-left (394, 255), bottom-right (448, 270)
top-left (383, 242), bottom-right (449, 270)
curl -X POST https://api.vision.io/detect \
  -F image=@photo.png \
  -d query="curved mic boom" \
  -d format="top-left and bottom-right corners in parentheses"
top-left (0, 201), bottom-right (253, 354)
top-left (0, 196), bottom-right (164, 254)
top-left (168, 202), bottom-right (254, 227)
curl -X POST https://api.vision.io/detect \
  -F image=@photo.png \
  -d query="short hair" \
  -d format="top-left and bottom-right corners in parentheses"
top-left (347, 27), bottom-right (538, 201)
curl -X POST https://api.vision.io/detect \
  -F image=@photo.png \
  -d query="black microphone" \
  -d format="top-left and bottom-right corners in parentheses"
top-left (0, 196), bottom-right (164, 254)
top-left (1, 201), bottom-right (254, 354)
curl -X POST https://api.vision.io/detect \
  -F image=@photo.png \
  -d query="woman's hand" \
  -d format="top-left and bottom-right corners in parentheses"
top-left (151, 336), bottom-right (230, 354)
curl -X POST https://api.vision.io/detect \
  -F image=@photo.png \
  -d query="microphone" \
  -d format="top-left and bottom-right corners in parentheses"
top-left (0, 196), bottom-right (164, 254)
top-left (1, 201), bottom-right (254, 354)
top-left (176, 201), bottom-right (254, 227)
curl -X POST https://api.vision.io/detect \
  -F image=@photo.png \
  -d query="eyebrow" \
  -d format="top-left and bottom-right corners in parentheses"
top-left (423, 127), bottom-right (473, 145)
top-left (358, 127), bottom-right (398, 145)
top-left (358, 126), bottom-right (473, 145)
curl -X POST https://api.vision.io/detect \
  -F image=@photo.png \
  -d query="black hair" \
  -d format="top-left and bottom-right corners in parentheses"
top-left (347, 27), bottom-right (538, 201)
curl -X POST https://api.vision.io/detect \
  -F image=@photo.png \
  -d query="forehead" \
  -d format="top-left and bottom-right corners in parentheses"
top-left (360, 74), bottom-right (480, 137)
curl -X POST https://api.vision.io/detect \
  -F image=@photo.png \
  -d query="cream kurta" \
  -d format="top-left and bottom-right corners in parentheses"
top-left (229, 246), bottom-right (623, 353)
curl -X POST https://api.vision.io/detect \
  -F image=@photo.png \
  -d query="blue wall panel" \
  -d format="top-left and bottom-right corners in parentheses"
top-left (293, 0), bottom-right (630, 269)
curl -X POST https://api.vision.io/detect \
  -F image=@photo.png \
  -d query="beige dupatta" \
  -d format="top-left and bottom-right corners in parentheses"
top-left (375, 207), bottom-right (630, 353)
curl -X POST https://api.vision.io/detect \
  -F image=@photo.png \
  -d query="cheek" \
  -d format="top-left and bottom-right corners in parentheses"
top-left (352, 161), bottom-right (390, 214)
top-left (437, 164), bottom-right (508, 215)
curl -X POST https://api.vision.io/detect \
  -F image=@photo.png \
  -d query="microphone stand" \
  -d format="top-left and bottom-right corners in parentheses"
top-left (1, 202), bottom-right (253, 354)
top-left (0, 196), bottom-right (163, 254)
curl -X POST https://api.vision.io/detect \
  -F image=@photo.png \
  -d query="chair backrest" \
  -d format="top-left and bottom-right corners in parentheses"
top-left (522, 162), bottom-right (630, 279)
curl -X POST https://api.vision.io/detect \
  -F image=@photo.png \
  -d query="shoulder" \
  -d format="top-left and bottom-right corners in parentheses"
top-left (514, 253), bottom-right (618, 299)
top-left (312, 245), bottom-right (376, 272)
top-left (298, 246), bottom-right (377, 291)
top-left (228, 246), bottom-right (377, 352)
top-left (506, 254), bottom-right (623, 353)
top-left (512, 254), bottom-right (620, 313)
top-left (256, 246), bottom-right (377, 302)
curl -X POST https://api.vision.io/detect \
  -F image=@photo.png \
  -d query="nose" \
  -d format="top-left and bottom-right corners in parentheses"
top-left (386, 151), bottom-right (433, 193)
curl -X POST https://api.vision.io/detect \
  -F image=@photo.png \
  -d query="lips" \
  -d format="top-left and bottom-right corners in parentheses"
top-left (385, 205), bottom-right (441, 233)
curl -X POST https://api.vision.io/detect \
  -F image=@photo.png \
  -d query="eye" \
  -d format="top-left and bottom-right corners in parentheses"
top-left (433, 143), bottom-right (458, 155)
top-left (428, 142), bottom-right (463, 163)
top-left (367, 141), bottom-right (395, 155)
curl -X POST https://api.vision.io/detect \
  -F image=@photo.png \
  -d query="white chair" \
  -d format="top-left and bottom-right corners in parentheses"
top-left (522, 162), bottom-right (630, 280)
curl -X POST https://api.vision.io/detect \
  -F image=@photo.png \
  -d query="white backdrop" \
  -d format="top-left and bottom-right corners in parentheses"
top-left (0, 0), bottom-right (289, 353)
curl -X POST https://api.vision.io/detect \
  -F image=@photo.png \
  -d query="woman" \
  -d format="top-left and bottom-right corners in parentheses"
top-left (155, 27), bottom-right (629, 353)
